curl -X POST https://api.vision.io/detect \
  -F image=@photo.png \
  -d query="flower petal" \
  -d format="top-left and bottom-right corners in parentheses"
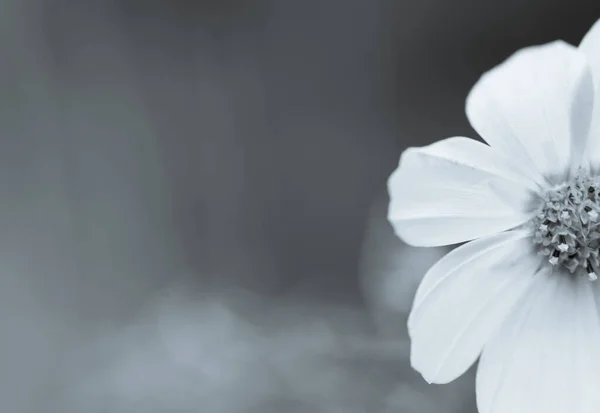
top-left (466, 41), bottom-right (594, 181)
top-left (477, 271), bottom-right (600, 413)
top-left (579, 19), bottom-right (600, 170)
top-left (387, 137), bottom-right (538, 247)
top-left (580, 19), bottom-right (600, 84)
top-left (408, 229), bottom-right (541, 384)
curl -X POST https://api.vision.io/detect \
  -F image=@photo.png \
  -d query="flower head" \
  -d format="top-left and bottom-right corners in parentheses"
top-left (387, 19), bottom-right (600, 413)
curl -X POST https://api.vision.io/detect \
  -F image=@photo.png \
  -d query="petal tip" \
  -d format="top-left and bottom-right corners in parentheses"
top-left (409, 343), bottom-right (457, 385)
top-left (581, 18), bottom-right (600, 47)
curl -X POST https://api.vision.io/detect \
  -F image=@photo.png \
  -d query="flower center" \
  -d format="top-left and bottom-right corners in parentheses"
top-left (532, 174), bottom-right (600, 281)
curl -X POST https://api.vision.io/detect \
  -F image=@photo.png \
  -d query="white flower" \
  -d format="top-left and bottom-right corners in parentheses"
top-left (387, 20), bottom-right (600, 413)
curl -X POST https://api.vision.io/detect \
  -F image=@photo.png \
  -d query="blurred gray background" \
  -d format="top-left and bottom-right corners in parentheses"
top-left (1, 0), bottom-right (598, 412)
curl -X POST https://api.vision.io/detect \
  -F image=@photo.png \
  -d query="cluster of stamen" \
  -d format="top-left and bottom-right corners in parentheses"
top-left (532, 175), bottom-right (600, 281)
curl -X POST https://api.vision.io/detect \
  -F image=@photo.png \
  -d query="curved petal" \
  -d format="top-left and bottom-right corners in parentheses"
top-left (407, 229), bottom-right (541, 384)
top-left (579, 19), bottom-right (600, 170)
top-left (387, 137), bottom-right (538, 247)
top-left (466, 41), bottom-right (595, 181)
top-left (477, 271), bottom-right (600, 413)
top-left (580, 19), bottom-right (600, 81)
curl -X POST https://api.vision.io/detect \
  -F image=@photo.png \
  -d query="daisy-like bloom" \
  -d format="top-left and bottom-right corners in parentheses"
top-left (387, 20), bottom-right (600, 413)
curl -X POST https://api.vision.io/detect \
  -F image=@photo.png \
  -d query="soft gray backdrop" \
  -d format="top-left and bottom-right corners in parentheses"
top-left (1, 1), bottom-right (598, 412)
